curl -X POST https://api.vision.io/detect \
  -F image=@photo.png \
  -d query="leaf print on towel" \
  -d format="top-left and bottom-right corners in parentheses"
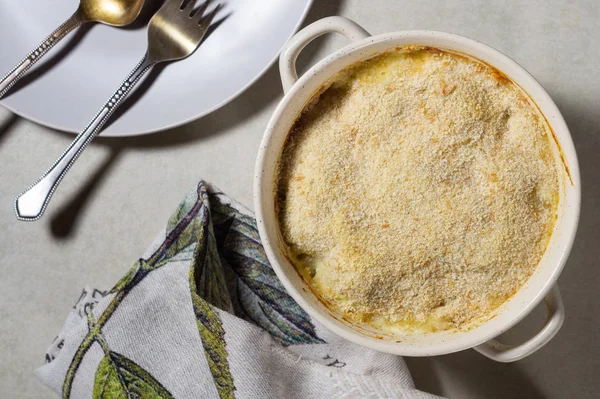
top-left (93, 351), bottom-right (174, 399)
top-left (180, 183), bottom-right (235, 397)
top-left (190, 267), bottom-right (236, 399)
top-left (109, 260), bottom-right (142, 294)
top-left (149, 184), bottom-right (208, 269)
top-left (190, 202), bottom-right (232, 311)
top-left (63, 183), bottom-right (223, 399)
top-left (209, 194), bottom-right (325, 346)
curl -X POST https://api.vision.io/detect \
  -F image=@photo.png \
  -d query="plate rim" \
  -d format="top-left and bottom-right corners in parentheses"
top-left (0, 0), bottom-right (314, 137)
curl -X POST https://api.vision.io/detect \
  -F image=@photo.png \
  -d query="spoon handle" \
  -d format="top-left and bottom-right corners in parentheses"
top-left (15, 55), bottom-right (155, 221)
top-left (0, 8), bottom-right (86, 99)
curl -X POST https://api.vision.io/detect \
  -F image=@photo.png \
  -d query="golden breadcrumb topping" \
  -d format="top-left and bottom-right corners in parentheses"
top-left (277, 47), bottom-right (560, 333)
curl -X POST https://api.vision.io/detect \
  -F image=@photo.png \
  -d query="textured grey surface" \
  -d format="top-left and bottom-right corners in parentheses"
top-left (0, 0), bottom-right (599, 398)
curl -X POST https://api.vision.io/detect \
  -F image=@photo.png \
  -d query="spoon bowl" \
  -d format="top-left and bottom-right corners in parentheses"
top-left (79, 0), bottom-right (145, 26)
top-left (0, 0), bottom-right (145, 99)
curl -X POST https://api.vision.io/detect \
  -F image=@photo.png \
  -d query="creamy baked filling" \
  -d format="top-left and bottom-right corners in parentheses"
top-left (276, 46), bottom-right (561, 333)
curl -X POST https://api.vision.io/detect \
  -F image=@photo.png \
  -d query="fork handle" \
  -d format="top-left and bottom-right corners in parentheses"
top-left (0, 8), bottom-right (86, 99)
top-left (15, 56), bottom-right (155, 221)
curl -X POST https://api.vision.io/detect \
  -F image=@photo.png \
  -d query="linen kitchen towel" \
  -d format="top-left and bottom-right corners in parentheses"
top-left (36, 181), bottom-right (442, 399)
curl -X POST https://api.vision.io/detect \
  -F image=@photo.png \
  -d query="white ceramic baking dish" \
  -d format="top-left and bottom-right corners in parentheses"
top-left (254, 16), bottom-right (580, 362)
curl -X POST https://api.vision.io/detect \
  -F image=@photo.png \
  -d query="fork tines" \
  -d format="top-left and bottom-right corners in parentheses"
top-left (191, 0), bottom-right (210, 18)
top-left (198, 3), bottom-right (221, 25)
top-left (178, 0), bottom-right (220, 26)
top-left (179, 0), bottom-right (197, 11)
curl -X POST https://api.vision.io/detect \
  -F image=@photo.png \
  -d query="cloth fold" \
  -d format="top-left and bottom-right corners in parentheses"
top-left (36, 181), bottom-right (441, 399)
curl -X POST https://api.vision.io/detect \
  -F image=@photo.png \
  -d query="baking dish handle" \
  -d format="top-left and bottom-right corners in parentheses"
top-left (279, 16), bottom-right (370, 93)
top-left (474, 284), bottom-right (564, 362)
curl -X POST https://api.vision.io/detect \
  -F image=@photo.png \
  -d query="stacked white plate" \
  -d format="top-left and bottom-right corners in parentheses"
top-left (0, 0), bottom-right (313, 136)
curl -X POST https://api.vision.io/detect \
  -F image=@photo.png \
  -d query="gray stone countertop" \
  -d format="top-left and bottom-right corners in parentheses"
top-left (1, 0), bottom-right (599, 397)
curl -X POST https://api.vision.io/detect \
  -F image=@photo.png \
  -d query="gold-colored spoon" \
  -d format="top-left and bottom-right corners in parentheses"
top-left (0, 0), bottom-right (145, 98)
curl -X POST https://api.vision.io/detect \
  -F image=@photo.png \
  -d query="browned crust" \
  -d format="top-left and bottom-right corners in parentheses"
top-left (271, 44), bottom-right (568, 337)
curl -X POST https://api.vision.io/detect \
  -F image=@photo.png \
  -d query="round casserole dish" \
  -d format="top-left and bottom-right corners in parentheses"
top-left (254, 16), bottom-right (580, 362)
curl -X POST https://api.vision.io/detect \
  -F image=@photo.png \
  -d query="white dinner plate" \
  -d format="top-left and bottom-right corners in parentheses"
top-left (0, 0), bottom-right (313, 136)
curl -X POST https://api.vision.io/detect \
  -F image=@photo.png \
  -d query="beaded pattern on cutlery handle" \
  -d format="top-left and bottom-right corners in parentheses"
top-left (0, 9), bottom-right (86, 99)
top-left (15, 56), bottom-right (155, 221)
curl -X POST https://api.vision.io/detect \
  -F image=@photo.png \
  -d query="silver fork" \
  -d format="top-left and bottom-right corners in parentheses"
top-left (15, 0), bottom-right (221, 221)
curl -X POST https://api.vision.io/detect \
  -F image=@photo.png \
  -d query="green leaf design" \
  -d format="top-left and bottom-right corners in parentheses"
top-left (65, 182), bottom-right (323, 399)
top-left (190, 205), bottom-right (232, 311)
top-left (190, 268), bottom-right (236, 399)
top-left (149, 184), bottom-right (208, 269)
top-left (167, 191), bottom-right (197, 233)
top-left (93, 351), bottom-right (173, 399)
top-left (109, 260), bottom-right (145, 294)
top-left (64, 185), bottom-right (214, 399)
top-left (184, 184), bottom-right (235, 397)
top-left (208, 193), bottom-right (324, 345)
